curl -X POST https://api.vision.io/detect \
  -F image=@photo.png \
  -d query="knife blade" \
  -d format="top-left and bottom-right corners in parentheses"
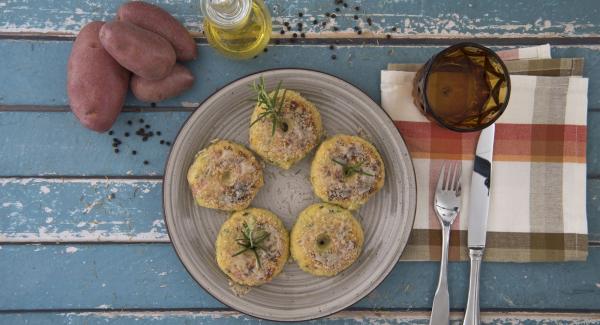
top-left (463, 123), bottom-right (495, 325)
top-left (467, 123), bottom-right (495, 248)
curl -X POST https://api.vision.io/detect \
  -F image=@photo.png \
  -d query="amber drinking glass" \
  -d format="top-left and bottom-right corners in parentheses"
top-left (413, 42), bottom-right (511, 132)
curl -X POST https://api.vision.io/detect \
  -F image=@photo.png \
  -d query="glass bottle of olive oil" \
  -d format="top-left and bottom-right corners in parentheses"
top-left (201, 0), bottom-right (271, 60)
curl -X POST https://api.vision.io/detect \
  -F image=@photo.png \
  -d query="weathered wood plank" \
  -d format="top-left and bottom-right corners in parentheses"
top-left (1, 178), bottom-right (598, 243)
top-left (2, 110), bottom-right (599, 176)
top-left (0, 41), bottom-right (599, 108)
top-left (0, 178), bottom-right (167, 242)
top-left (0, 244), bottom-right (598, 311)
top-left (2, 311), bottom-right (599, 324)
top-left (1, 0), bottom-right (600, 38)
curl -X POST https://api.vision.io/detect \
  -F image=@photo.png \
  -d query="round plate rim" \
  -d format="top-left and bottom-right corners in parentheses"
top-left (162, 68), bottom-right (417, 322)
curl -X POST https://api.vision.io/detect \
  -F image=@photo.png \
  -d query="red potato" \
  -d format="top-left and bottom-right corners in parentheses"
top-left (131, 64), bottom-right (195, 102)
top-left (67, 21), bottom-right (130, 132)
top-left (117, 1), bottom-right (198, 61)
top-left (99, 21), bottom-right (176, 80)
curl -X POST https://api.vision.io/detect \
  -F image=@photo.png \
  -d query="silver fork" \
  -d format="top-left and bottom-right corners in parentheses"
top-left (429, 162), bottom-right (462, 325)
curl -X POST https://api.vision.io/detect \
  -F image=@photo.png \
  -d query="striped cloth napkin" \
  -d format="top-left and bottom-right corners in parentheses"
top-left (382, 45), bottom-right (589, 262)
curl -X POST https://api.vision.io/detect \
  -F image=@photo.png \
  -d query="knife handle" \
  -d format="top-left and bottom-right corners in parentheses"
top-left (463, 248), bottom-right (484, 325)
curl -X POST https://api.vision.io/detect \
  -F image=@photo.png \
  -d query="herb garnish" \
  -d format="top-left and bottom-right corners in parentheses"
top-left (332, 158), bottom-right (375, 177)
top-left (250, 76), bottom-right (288, 136)
top-left (232, 221), bottom-right (270, 268)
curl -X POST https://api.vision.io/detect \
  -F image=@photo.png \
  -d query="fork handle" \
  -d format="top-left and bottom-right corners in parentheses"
top-left (463, 248), bottom-right (484, 325)
top-left (429, 224), bottom-right (450, 325)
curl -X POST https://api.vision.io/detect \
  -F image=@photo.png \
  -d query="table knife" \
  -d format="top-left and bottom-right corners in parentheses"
top-left (463, 124), bottom-right (495, 325)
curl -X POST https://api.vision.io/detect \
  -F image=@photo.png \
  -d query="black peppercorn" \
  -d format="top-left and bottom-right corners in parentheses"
top-left (145, 124), bottom-right (150, 129)
top-left (109, 193), bottom-right (116, 199)
top-left (322, 21), bottom-right (327, 27)
top-left (293, 33), bottom-right (298, 38)
top-left (357, 30), bottom-right (362, 35)
top-left (127, 120), bottom-right (132, 125)
top-left (280, 29), bottom-right (285, 34)
top-left (263, 48), bottom-right (268, 52)
top-left (132, 150), bottom-right (137, 155)
top-left (142, 137), bottom-right (148, 142)
top-left (143, 160), bottom-right (149, 165)
top-left (287, 26), bottom-right (292, 31)
top-left (108, 130), bottom-right (114, 135)
top-left (353, 15), bottom-right (358, 19)
top-left (300, 32), bottom-right (305, 38)
top-left (331, 54), bottom-right (337, 60)
top-left (313, 20), bottom-right (318, 25)
top-left (325, 12), bottom-right (330, 17)
top-left (331, 13), bottom-right (336, 18)
top-left (355, 6), bottom-right (360, 10)
top-left (297, 22), bottom-right (303, 29)
top-left (166, 142), bottom-right (171, 146)
top-left (284, 21), bottom-right (289, 26)
top-left (329, 44), bottom-right (335, 50)
top-left (343, 2), bottom-right (348, 7)
top-left (112, 143), bottom-right (118, 148)
top-left (160, 140), bottom-right (165, 144)
top-left (139, 118), bottom-right (144, 123)
top-left (114, 148), bottom-right (119, 153)
top-left (386, 34), bottom-right (391, 39)
top-left (150, 102), bottom-right (156, 108)
top-left (333, 26), bottom-right (339, 31)
top-left (335, 7), bottom-right (340, 12)
top-left (367, 17), bottom-right (372, 25)
top-left (298, 12), bottom-right (303, 17)
top-left (392, 26), bottom-right (397, 32)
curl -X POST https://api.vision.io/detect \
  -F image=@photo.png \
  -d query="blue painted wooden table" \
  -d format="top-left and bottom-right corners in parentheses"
top-left (1, 1), bottom-right (599, 324)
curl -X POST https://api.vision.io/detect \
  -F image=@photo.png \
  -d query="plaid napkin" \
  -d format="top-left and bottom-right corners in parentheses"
top-left (382, 46), bottom-right (589, 262)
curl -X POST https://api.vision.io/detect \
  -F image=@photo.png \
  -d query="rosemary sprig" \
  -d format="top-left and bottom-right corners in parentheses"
top-left (249, 76), bottom-right (288, 136)
top-left (332, 158), bottom-right (375, 177)
top-left (232, 221), bottom-right (270, 268)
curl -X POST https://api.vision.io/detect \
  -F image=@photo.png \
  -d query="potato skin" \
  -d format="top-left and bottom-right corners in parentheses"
top-left (99, 21), bottom-right (176, 80)
top-left (67, 21), bottom-right (130, 132)
top-left (131, 64), bottom-right (195, 103)
top-left (117, 1), bottom-right (197, 61)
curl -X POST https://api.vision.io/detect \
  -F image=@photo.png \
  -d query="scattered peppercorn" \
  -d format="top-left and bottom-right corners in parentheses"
top-left (284, 21), bottom-right (289, 26)
top-left (331, 54), bottom-right (337, 60)
top-left (335, 7), bottom-right (340, 12)
top-left (142, 137), bottom-right (148, 142)
top-left (367, 17), bottom-right (372, 25)
top-left (357, 29), bottom-right (362, 35)
top-left (109, 193), bottom-right (116, 199)
top-left (263, 48), bottom-right (268, 52)
top-left (297, 22), bottom-right (303, 29)
top-left (293, 33), bottom-right (298, 38)
top-left (353, 26), bottom-right (359, 31)
top-left (301, 33), bottom-right (306, 38)
top-left (354, 6), bottom-right (360, 10)
top-left (313, 19), bottom-right (318, 25)
top-left (331, 13), bottom-right (336, 18)
top-left (124, 132), bottom-right (129, 137)
top-left (108, 130), bottom-right (114, 135)
top-left (132, 150), bottom-right (137, 155)
top-left (160, 140), bottom-right (165, 144)
top-left (280, 29), bottom-right (285, 34)
top-left (166, 142), bottom-right (171, 146)
top-left (139, 119), bottom-right (144, 123)
top-left (329, 44), bottom-right (335, 50)
top-left (343, 2), bottom-right (348, 7)
top-left (145, 124), bottom-right (150, 129)
top-left (298, 12), bottom-right (303, 17)
top-left (112, 143), bottom-right (118, 147)
top-left (143, 160), bottom-right (149, 165)
top-left (114, 148), bottom-right (119, 153)
top-left (333, 26), bottom-right (339, 31)
top-left (127, 120), bottom-right (132, 125)
top-left (386, 34), bottom-right (391, 39)
top-left (325, 12), bottom-right (330, 17)
top-left (335, 0), bottom-right (343, 4)
top-left (287, 26), bottom-right (292, 31)
top-left (392, 26), bottom-right (398, 32)
top-left (322, 21), bottom-right (327, 27)
top-left (150, 102), bottom-right (156, 108)
top-left (353, 15), bottom-right (358, 20)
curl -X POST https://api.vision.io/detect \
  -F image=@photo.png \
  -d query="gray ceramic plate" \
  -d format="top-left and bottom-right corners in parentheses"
top-left (163, 69), bottom-right (416, 322)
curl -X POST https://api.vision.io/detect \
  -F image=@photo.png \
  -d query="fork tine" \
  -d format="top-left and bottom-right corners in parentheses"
top-left (436, 162), bottom-right (447, 192)
top-left (454, 161), bottom-right (462, 191)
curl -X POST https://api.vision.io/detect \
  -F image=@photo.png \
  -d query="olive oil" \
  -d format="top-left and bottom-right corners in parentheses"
top-left (201, 0), bottom-right (271, 60)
